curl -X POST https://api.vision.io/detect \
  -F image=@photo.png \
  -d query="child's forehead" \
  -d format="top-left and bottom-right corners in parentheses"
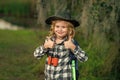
top-left (54, 20), bottom-right (70, 25)
top-left (52, 20), bottom-right (74, 28)
top-left (55, 21), bottom-right (68, 27)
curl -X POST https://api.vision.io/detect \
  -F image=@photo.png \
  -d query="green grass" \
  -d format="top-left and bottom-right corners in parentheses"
top-left (0, 29), bottom-right (118, 80)
top-left (0, 29), bottom-right (48, 80)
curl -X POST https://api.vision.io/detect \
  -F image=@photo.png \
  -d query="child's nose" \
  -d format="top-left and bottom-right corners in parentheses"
top-left (58, 27), bottom-right (62, 31)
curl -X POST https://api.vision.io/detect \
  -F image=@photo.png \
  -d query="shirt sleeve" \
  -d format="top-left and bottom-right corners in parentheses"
top-left (33, 45), bottom-right (48, 59)
top-left (73, 45), bottom-right (88, 62)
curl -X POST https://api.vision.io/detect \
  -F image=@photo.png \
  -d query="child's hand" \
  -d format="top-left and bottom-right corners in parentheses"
top-left (43, 37), bottom-right (55, 49)
top-left (64, 36), bottom-right (76, 51)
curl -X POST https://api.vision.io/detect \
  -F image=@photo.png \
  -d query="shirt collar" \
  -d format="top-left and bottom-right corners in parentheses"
top-left (51, 36), bottom-right (68, 44)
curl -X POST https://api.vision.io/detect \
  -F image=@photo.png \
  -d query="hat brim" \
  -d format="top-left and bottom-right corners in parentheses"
top-left (45, 16), bottom-right (80, 27)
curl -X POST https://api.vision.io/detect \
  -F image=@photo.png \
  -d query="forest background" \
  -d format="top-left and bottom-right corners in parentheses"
top-left (0, 0), bottom-right (119, 80)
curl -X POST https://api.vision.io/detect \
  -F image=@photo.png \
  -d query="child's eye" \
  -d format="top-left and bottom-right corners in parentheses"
top-left (62, 26), bottom-right (67, 28)
top-left (55, 26), bottom-right (60, 28)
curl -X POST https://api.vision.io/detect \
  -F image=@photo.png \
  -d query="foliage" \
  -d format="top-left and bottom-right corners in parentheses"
top-left (0, 0), bottom-right (32, 16)
top-left (0, 29), bottom-right (47, 80)
top-left (0, 0), bottom-right (36, 28)
top-left (75, 0), bottom-right (120, 80)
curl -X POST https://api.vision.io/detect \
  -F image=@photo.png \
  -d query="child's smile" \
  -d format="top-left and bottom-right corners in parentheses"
top-left (54, 21), bottom-right (68, 39)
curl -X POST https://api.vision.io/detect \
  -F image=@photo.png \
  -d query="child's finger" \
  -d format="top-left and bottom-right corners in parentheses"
top-left (45, 39), bottom-right (48, 42)
top-left (46, 36), bottom-right (51, 41)
top-left (68, 35), bottom-right (72, 41)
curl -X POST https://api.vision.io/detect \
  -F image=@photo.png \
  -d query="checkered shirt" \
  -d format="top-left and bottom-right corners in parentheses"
top-left (34, 39), bottom-right (88, 80)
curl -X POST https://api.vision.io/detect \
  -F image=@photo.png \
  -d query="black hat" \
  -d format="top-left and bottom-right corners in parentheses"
top-left (45, 10), bottom-right (80, 27)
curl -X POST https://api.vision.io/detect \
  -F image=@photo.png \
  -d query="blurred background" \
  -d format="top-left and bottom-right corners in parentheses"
top-left (0, 0), bottom-right (119, 80)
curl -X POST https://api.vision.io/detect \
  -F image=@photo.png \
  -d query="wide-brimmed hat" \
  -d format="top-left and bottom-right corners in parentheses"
top-left (45, 11), bottom-right (80, 27)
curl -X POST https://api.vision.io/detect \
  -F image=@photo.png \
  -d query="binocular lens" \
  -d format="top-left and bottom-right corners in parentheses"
top-left (48, 56), bottom-right (59, 67)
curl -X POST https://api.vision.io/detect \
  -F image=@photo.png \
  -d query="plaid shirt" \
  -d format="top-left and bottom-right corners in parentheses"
top-left (34, 38), bottom-right (88, 80)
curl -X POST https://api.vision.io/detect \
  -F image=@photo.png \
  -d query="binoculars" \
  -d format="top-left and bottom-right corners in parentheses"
top-left (48, 56), bottom-right (59, 67)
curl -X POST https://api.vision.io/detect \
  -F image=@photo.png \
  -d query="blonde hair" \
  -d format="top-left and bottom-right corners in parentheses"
top-left (48, 20), bottom-right (75, 38)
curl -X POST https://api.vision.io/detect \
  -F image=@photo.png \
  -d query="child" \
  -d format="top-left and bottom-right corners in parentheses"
top-left (34, 15), bottom-right (88, 80)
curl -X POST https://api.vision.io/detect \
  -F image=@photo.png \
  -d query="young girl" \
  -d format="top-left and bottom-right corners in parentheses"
top-left (34, 16), bottom-right (88, 80)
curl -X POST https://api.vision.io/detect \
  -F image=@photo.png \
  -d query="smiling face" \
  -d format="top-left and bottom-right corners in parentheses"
top-left (49, 20), bottom-right (75, 39)
top-left (54, 21), bottom-right (68, 39)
